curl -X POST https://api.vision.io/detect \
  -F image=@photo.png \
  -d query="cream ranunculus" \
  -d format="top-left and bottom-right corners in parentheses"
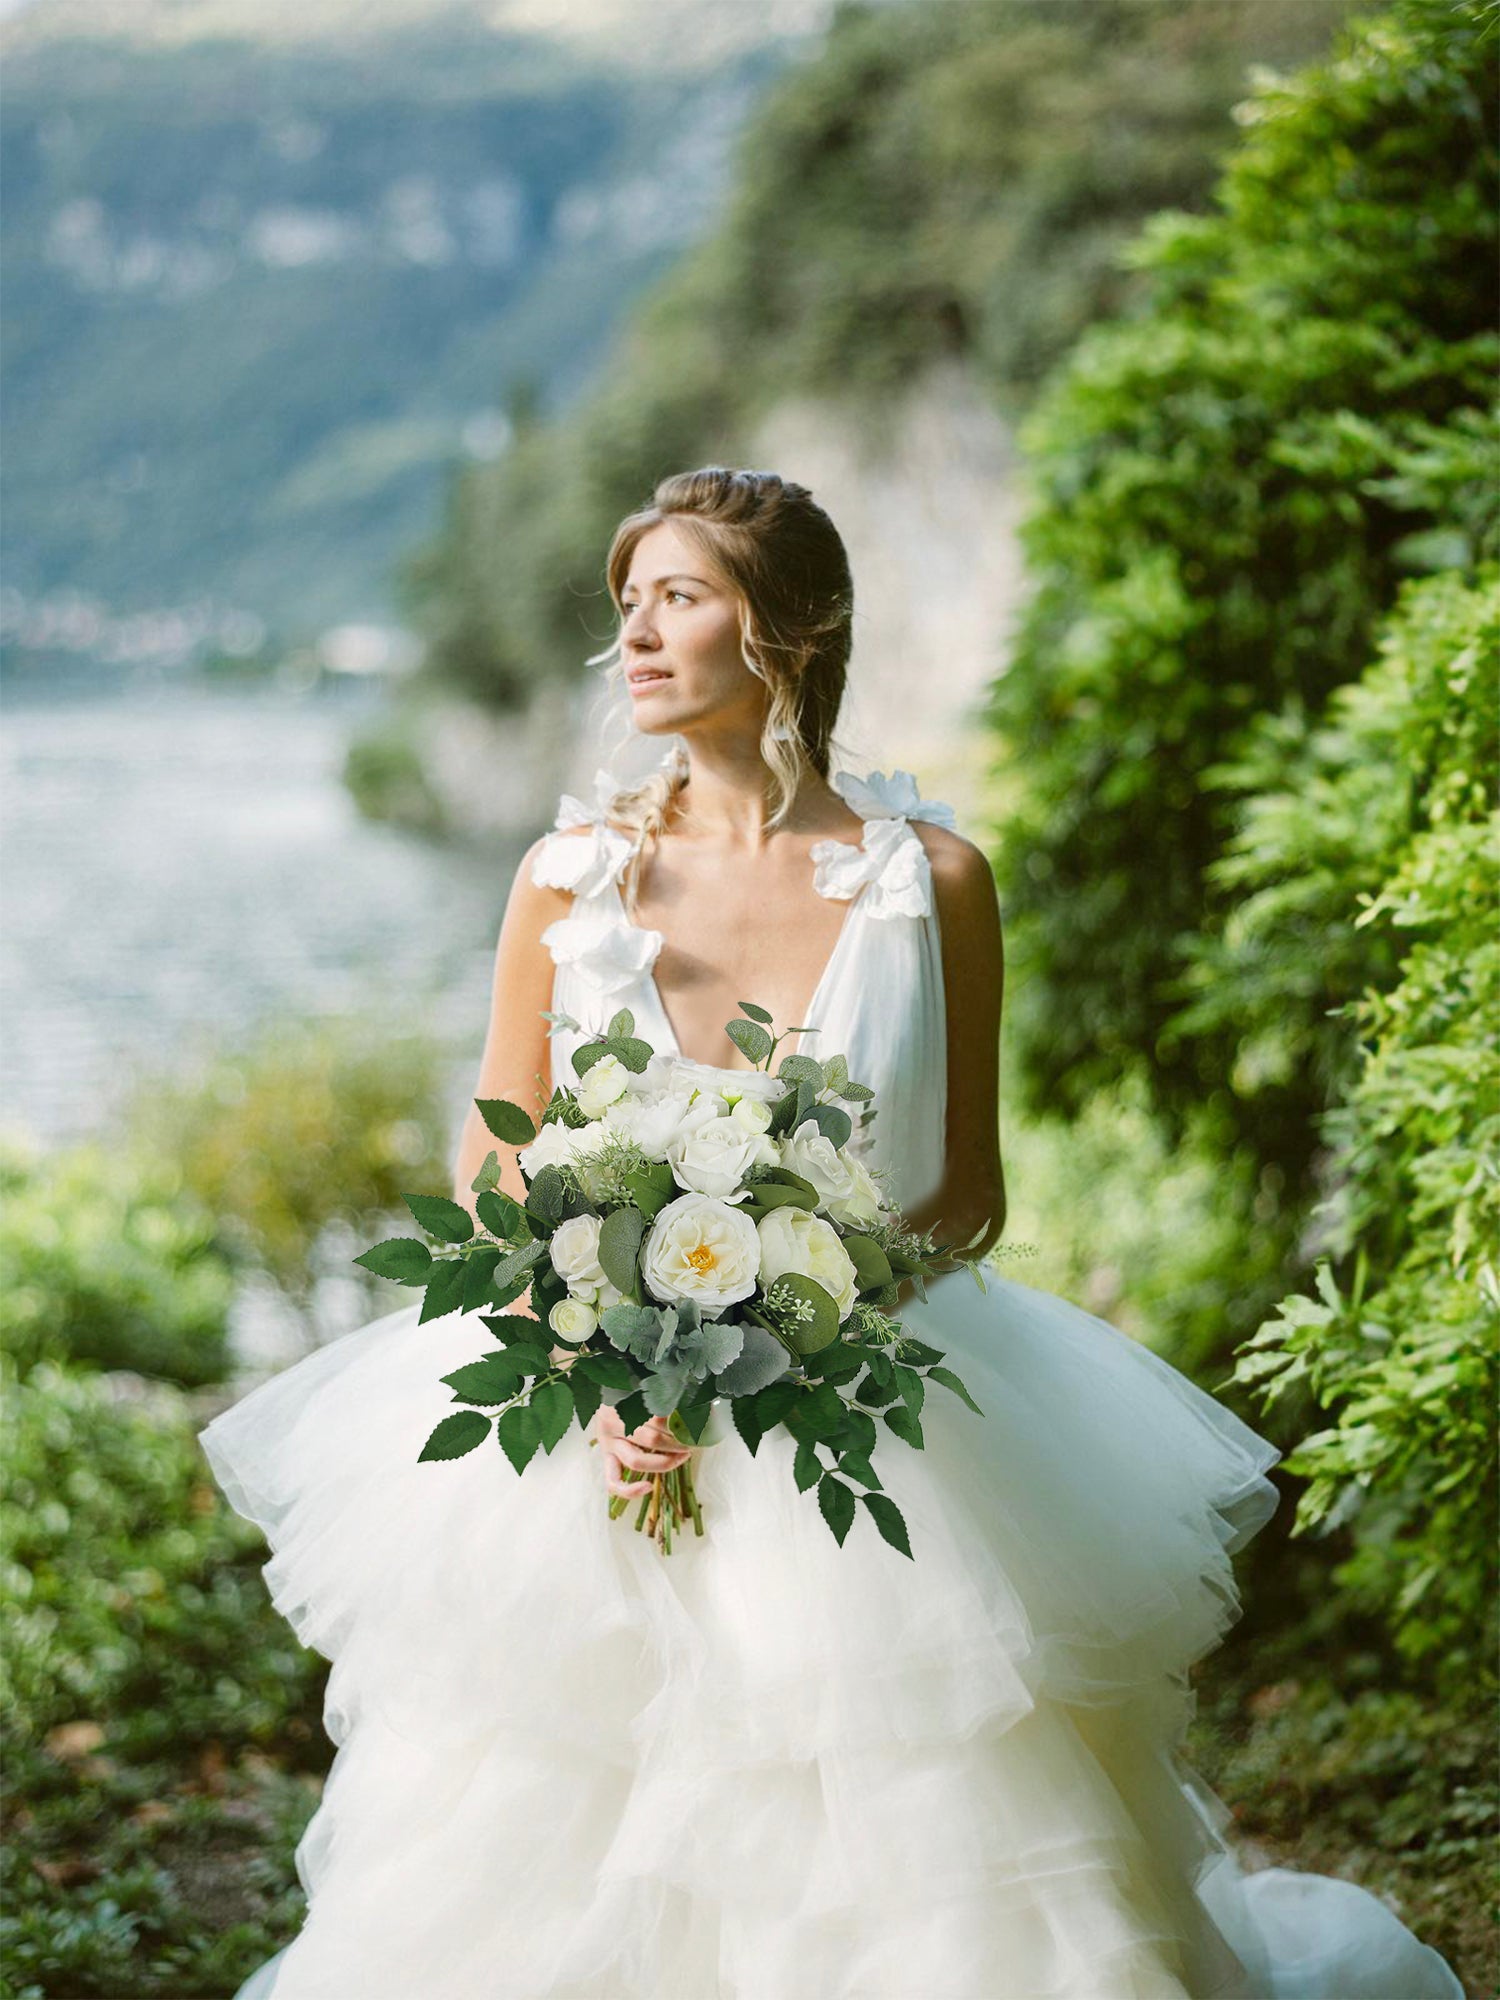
top-left (667, 1114), bottom-right (775, 1201)
top-left (729, 1094), bottom-right (774, 1136)
top-left (549, 1296), bottom-right (598, 1340)
top-left (548, 1213), bottom-right (608, 1293)
top-left (640, 1192), bottom-right (762, 1315)
top-left (780, 1117), bottom-right (858, 1209)
top-left (756, 1205), bottom-right (860, 1321)
top-left (575, 1052), bottom-right (632, 1118)
top-left (825, 1153), bottom-right (888, 1230)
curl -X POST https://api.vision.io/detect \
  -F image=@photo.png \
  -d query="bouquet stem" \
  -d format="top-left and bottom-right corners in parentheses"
top-left (605, 1454), bottom-right (706, 1554)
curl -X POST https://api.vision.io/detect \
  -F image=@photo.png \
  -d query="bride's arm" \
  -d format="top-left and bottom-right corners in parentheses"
top-left (891, 830), bottom-right (1006, 1299)
top-left (450, 835), bottom-right (570, 1226)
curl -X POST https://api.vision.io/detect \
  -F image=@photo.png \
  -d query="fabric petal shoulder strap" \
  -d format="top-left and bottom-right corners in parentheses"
top-left (530, 766), bottom-right (637, 900)
top-left (811, 767), bottom-right (957, 921)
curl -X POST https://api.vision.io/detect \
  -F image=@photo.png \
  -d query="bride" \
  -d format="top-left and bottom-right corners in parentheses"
top-left (202, 468), bottom-right (1465, 1999)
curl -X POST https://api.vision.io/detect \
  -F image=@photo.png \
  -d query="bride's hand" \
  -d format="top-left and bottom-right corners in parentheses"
top-left (594, 1404), bottom-right (694, 1497)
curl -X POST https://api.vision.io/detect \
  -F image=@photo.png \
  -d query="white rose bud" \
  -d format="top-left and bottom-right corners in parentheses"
top-left (756, 1205), bottom-right (860, 1321)
top-left (640, 1191), bottom-right (762, 1315)
top-left (548, 1213), bottom-right (608, 1292)
top-left (549, 1296), bottom-right (598, 1341)
top-left (730, 1095), bottom-right (773, 1136)
top-left (575, 1053), bottom-right (632, 1118)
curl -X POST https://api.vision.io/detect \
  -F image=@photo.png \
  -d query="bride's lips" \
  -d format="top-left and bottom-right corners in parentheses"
top-left (626, 669), bottom-right (672, 696)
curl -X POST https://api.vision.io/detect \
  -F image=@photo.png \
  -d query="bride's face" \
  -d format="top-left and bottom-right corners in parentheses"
top-left (617, 521), bottom-right (767, 739)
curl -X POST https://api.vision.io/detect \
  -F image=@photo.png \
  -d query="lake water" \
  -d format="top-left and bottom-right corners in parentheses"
top-left (1, 676), bottom-right (521, 1149)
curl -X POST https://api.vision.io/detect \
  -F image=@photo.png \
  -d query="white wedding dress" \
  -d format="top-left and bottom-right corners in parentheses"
top-left (202, 766), bottom-right (1465, 2000)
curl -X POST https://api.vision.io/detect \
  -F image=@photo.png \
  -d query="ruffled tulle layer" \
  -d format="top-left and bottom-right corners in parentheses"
top-left (201, 1271), bottom-right (1464, 2000)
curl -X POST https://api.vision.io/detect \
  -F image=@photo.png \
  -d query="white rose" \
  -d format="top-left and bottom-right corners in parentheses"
top-left (640, 1191), bottom-right (762, 1315)
top-left (667, 1114), bottom-right (773, 1201)
top-left (671, 1059), bottom-right (789, 1110)
top-left (730, 1095), bottom-right (773, 1136)
top-left (575, 1053), bottom-right (632, 1118)
top-left (601, 1086), bottom-right (699, 1162)
top-left (780, 1117), bottom-right (858, 1208)
top-left (825, 1154), bottom-right (887, 1230)
top-left (549, 1213), bottom-right (608, 1292)
top-left (756, 1206), bottom-right (860, 1321)
top-left (517, 1120), bottom-right (581, 1177)
top-left (549, 1296), bottom-right (598, 1340)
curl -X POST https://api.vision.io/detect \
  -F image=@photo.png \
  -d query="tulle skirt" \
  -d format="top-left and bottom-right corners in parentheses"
top-left (201, 1270), bottom-right (1465, 2000)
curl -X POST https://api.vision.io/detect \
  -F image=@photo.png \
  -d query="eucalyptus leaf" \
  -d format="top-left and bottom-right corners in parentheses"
top-left (598, 1205), bottom-right (646, 1295)
top-left (726, 1017), bottom-right (774, 1066)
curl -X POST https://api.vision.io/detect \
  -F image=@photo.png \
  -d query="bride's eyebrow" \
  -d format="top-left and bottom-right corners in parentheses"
top-left (622, 574), bottom-right (713, 592)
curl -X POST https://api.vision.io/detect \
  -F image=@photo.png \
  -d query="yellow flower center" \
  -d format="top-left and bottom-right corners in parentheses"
top-left (685, 1243), bottom-right (717, 1273)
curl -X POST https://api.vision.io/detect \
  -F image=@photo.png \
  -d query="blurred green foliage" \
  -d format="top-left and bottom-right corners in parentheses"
top-left (0, 1362), bottom-right (328, 1997)
top-left (117, 1016), bottom-right (451, 1310)
top-left (985, 0), bottom-right (1496, 1180)
top-left (401, 0), bottom-right (1354, 706)
top-left (0, 1139), bottom-right (234, 1388)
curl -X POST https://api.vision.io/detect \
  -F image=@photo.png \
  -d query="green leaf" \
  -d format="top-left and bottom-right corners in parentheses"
top-left (752, 1380), bottom-right (802, 1431)
top-left (818, 1473), bottom-right (856, 1546)
top-left (493, 1238), bottom-right (548, 1292)
top-left (477, 1189), bottom-right (526, 1240)
top-left (441, 1350), bottom-right (528, 1404)
top-left (480, 1311), bottom-right (547, 1345)
top-left (613, 1389), bottom-right (648, 1435)
top-left (793, 1436), bottom-right (822, 1492)
top-left (531, 1378), bottom-right (574, 1454)
top-left (476, 1099), bottom-right (537, 1145)
top-left (525, 1165), bottom-right (565, 1228)
top-left (622, 1168), bottom-right (673, 1220)
top-left (419, 1410), bottom-right (491, 1461)
top-left (884, 1404), bottom-right (924, 1449)
top-left (738, 999), bottom-right (774, 1024)
top-left (927, 1365), bottom-right (984, 1416)
top-left (776, 1053), bottom-right (825, 1090)
top-left (731, 1392), bottom-right (765, 1457)
top-left (574, 1350), bottom-right (636, 1392)
top-left (418, 1259), bottom-right (467, 1324)
top-left (807, 1101), bottom-right (852, 1149)
top-left (354, 1236), bottom-right (432, 1284)
top-left (861, 1492), bottom-right (913, 1558)
top-left (462, 1246), bottom-right (501, 1313)
top-left (842, 1234), bottom-right (893, 1292)
top-left (404, 1194), bottom-right (474, 1244)
top-left (892, 1365), bottom-right (926, 1417)
top-left (837, 1450), bottom-right (882, 1490)
top-left (598, 1205), bottom-right (646, 1295)
top-left (569, 1369), bottom-right (602, 1431)
top-left (497, 1402), bottom-right (541, 1475)
top-left (726, 1018), bottom-right (773, 1065)
top-left (761, 1271), bottom-right (841, 1354)
top-left (854, 1372), bottom-right (901, 1409)
top-left (899, 1338), bottom-right (946, 1367)
top-left (470, 1150), bottom-right (502, 1193)
top-left (607, 1007), bottom-right (637, 1040)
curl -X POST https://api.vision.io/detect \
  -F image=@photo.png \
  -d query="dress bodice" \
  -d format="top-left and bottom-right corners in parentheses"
top-left (530, 763), bottom-right (957, 1214)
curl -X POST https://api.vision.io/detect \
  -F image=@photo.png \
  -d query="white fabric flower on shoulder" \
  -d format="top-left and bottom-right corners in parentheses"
top-left (539, 910), bottom-right (663, 998)
top-left (811, 815), bottom-right (935, 920)
top-left (830, 768), bottom-right (958, 830)
top-left (531, 767), bottom-right (638, 898)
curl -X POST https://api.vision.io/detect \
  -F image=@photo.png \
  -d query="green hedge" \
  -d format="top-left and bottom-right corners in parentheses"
top-left (0, 1140), bottom-right (234, 1389)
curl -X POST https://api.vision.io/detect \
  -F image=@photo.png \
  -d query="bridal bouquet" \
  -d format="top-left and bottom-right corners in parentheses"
top-left (355, 1002), bottom-right (992, 1557)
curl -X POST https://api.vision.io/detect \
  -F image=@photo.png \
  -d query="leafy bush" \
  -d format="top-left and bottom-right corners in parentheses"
top-left (0, 1362), bottom-right (328, 1997)
top-left (117, 1015), bottom-right (451, 1310)
top-left (1225, 568), bottom-right (1498, 1681)
top-left (984, 0), bottom-right (1497, 1185)
top-left (0, 1138), bottom-right (234, 1388)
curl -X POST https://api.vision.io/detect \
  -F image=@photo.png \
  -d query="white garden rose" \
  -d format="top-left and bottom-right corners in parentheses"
top-left (667, 1114), bottom-right (778, 1201)
top-left (575, 1053), bottom-right (631, 1118)
top-left (517, 1117), bottom-right (610, 1179)
top-left (825, 1153), bottom-right (887, 1230)
top-left (548, 1296), bottom-right (598, 1340)
top-left (600, 1086), bottom-right (700, 1162)
top-left (548, 1213), bottom-right (608, 1293)
top-left (756, 1205), bottom-right (860, 1321)
top-left (780, 1117), bottom-right (859, 1208)
top-left (640, 1191), bottom-right (762, 1315)
top-left (671, 1059), bottom-right (789, 1110)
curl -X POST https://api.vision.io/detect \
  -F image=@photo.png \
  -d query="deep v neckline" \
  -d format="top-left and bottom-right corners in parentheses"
top-left (608, 824), bottom-right (871, 1072)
